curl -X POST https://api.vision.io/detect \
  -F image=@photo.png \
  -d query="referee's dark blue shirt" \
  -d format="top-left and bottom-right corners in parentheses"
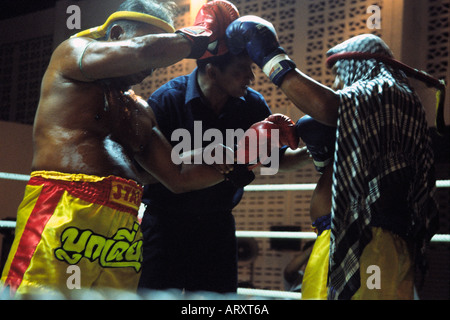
top-left (142, 68), bottom-right (272, 215)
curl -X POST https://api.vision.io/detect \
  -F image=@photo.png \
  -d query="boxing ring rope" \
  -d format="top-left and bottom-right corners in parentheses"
top-left (0, 172), bottom-right (30, 181)
top-left (1, 220), bottom-right (448, 243)
top-left (236, 230), bottom-right (450, 243)
top-left (2, 172), bottom-right (450, 188)
top-left (0, 220), bottom-right (449, 243)
top-left (1, 172), bottom-right (450, 300)
top-left (240, 180), bottom-right (450, 244)
top-left (243, 180), bottom-right (450, 191)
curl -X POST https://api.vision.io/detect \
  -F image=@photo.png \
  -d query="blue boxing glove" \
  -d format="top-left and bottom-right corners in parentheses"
top-left (295, 115), bottom-right (337, 173)
top-left (226, 15), bottom-right (296, 86)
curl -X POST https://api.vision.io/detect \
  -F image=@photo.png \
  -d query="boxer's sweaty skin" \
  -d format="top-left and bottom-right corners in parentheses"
top-left (31, 23), bottom-right (224, 192)
top-left (310, 165), bottom-right (333, 222)
top-left (32, 71), bottom-right (157, 184)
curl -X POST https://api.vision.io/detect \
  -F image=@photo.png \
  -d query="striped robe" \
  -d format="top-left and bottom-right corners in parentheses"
top-left (326, 35), bottom-right (439, 300)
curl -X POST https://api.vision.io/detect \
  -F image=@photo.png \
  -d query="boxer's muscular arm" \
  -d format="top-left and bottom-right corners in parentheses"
top-left (226, 16), bottom-right (340, 126)
top-left (137, 127), bottom-right (226, 194)
top-left (52, 34), bottom-right (191, 82)
top-left (278, 147), bottom-right (310, 172)
top-left (134, 107), bottom-right (225, 194)
top-left (53, 0), bottom-right (240, 82)
top-left (279, 70), bottom-right (340, 126)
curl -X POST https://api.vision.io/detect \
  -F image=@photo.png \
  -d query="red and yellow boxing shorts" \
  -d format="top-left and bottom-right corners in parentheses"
top-left (301, 214), bottom-right (331, 300)
top-left (1, 171), bottom-right (143, 298)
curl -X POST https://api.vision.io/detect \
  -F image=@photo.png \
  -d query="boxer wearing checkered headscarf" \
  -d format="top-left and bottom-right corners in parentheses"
top-left (226, 16), bottom-right (442, 299)
top-left (326, 34), bottom-right (439, 299)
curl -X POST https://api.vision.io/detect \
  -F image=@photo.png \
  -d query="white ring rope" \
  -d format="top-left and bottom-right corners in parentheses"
top-left (0, 220), bottom-right (448, 242)
top-left (237, 287), bottom-right (302, 300)
top-left (236, 230), bottom-right (450, 243)
top-left (245, 183), bottom-right (318, 191)
top-left (2, 172), bottom-right (450, 189)
top-left (0, 172), bottom-right (449, 244)
top-left (237, 230), bottom-right (318, 240)
top-left (0, 172), bottom-right (30, 181)
top-left (0, 220), bottom-right (16, 229)
top-left (244, 180), bottom-right (450, 191)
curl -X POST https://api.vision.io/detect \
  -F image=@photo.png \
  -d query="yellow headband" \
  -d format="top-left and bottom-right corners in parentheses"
top-left (71, 11), bottom-right (175, 39)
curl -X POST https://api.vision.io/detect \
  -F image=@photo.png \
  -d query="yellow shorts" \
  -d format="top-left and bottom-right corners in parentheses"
top-left (301, 229), bottom-right (330, 300)
top-left (1, 171), bottom-right (143, 298)
top-left (352, 227), bottom-right (414, 300)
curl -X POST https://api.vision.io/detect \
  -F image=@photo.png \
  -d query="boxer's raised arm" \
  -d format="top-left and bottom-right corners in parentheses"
top-left (52, 34), bottom-right (192, 82)
top-left (226, 16), bottom-right (340, 126)
top-left (279, 70), bottom-right (339, 126)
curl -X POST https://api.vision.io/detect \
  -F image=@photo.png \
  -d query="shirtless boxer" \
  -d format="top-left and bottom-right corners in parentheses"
top-left (295, 115), bottom-right (335, 299)
top-left (1, 0), bottom-right (242, 298)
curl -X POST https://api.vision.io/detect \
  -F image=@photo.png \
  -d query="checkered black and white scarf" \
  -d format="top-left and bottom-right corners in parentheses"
top-left (326, 34), bottom-right (439, 300)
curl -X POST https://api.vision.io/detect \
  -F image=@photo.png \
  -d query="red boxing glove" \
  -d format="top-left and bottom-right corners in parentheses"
top-left (197, 0), bottom-right (240, 59)
top-left (176, 26), bottom-right (212, 59)
top-left (186, 0), bottom-right (240, 60)
top-left (265, 114), bottom-right (299, 149)
top-left (236, 120), bottom-right (279, 169)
